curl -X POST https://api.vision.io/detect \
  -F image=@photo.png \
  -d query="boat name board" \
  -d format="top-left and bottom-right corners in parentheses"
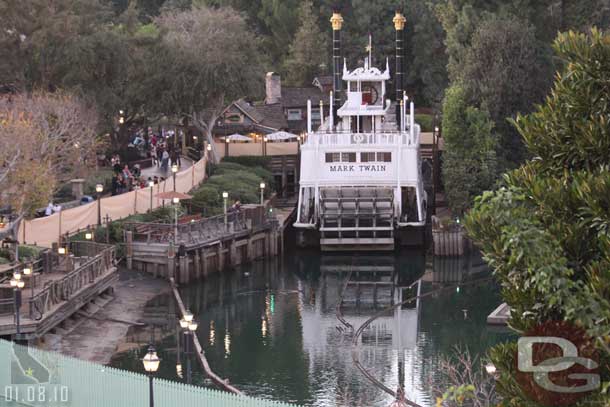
top-left (329, 164), bottom-right (387, 173)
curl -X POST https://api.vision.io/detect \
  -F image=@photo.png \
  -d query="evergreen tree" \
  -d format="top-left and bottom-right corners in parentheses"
top-left (284, 0), bottom-right (328, 86)
top-left (441, 84), bottom-right (497, 216)
top-left (461, 14), bottom-right (552, 166)
top-left (465, 29), bottom-right (610, 406)
top-left (257, 0), bottom-right (300, 65)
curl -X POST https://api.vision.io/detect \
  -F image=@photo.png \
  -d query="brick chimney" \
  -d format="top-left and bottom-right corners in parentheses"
top-left (265, 72), bottom-right (282, 104)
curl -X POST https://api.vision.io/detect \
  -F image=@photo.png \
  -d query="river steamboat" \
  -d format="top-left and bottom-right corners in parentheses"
top-left (294, 10), bottom-right (428, 251)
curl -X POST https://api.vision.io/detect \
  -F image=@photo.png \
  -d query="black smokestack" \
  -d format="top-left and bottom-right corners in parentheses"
top-left (393, 10), bottom-right (406, 127)
top-left (330, 8), bottom-right (344, 122)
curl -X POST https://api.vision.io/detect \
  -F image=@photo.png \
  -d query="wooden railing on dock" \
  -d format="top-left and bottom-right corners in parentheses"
top-left (124, 205), bottom-right (272, 246)
top-left (0, 241), bottom-right (116, 338)
top-left (28, 243), bottom-right (115, 320)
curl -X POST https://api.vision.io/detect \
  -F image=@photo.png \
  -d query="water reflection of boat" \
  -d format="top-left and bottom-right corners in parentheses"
top-left (299, 254), bottom-right (423, 353)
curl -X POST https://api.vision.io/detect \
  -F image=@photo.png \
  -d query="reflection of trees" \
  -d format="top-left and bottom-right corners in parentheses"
top-left (108, 249), bottom-right (513, 406)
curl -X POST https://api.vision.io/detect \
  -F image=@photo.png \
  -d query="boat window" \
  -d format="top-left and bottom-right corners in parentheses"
top-left (325, 152), bottom-right (341, 162)
top-left (361, 152), bottom-right (376, 162)
top-left (377, 152), bottom-right (392, 162)
top-left (341, 152), bottom-right (357, 162)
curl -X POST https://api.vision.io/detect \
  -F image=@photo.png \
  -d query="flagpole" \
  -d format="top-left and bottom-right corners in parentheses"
top-left (368, 33), bottom-right (372, 66)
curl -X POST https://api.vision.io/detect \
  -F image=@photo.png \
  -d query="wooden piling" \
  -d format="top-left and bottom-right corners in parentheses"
top-left (216, 243), bottom-right (223, 272)
top-left (125, 231), bottom-right (133, 269)
top-left (202, 248), bottom-right (208, 277)
top-left (193, 250), bottom-right (201, 280)
top-left (179, 255), bottom-right (189, 283)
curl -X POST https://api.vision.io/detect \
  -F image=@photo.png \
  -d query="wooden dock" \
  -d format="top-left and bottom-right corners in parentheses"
top-left (0, 242), bottom-right (117, 340)
top-left (124, 204), bottom-right (289, 283)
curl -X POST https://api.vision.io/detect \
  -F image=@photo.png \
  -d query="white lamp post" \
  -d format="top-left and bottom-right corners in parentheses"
top-left (178, 311), bottom-right (198, 384)
top-left (142, 345), bottom-right (160, 407)
top-left (10, 273), bottom-right (25, 336)
top-left (222, 191), bottom-right (229, 229)
top-left (149, 180), bottom-right (155, 212)
top-left (183, 309), bottom-right (193, 323)
top-left (173, 197), bottom-right (180, 245)
top-left (171, 164), bottom-right (179, 192)
top-left (23, 264), bottom-right (34, 297)
top-left (260, 182), bottom-right (266, 206)
top-left (95, 183), bottom-right (104, 226)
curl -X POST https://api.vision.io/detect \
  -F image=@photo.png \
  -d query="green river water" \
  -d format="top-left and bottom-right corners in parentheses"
top-left (110, 248), bottom-right (511, 407)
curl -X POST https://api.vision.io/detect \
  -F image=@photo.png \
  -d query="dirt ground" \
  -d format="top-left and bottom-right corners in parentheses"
top-left (41, 269), bottom-right (170, 365)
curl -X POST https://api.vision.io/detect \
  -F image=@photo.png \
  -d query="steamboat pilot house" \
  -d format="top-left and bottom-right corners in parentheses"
top-left (294, 56), bottom-right (427, 251)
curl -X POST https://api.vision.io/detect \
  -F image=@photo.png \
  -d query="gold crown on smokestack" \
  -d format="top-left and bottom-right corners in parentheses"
top-left (330, 11), bottom-right (344, 31)
top-left (393, 11), bottom-right (406, 30)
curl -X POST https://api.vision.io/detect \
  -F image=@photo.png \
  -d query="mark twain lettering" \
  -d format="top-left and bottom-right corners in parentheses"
top-left (329, 165), bottom-right (387, 172)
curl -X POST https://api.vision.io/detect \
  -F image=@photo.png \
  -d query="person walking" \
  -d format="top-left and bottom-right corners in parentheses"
top-left (161, 149), bottom-right (169, 172)
top-left (156, 147), bottom-right (163, 168)
top-left (151, 144), bottom-right (158, 167)
top-left (170, 149), bottom-right (181, 168)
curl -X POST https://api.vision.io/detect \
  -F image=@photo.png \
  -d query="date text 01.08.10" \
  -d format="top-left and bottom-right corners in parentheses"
top-left (4, 385), bottom-right (70, 405)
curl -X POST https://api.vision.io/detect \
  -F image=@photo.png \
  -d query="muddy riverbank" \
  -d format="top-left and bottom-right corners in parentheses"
top-left (41, 269), bottom-right (170, 364)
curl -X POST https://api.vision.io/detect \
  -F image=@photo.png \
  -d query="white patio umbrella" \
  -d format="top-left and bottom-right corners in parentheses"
top-left (223, 133), bottom-right (253, 142)
top-left (265, 131), bottom-right (298, 141)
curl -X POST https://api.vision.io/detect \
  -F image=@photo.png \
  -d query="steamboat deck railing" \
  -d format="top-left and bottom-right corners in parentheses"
top-left (303, 130), bottom-right (420, 147)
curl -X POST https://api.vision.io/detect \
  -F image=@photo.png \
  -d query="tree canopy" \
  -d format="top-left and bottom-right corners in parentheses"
top-left (465, 29), bottom-right (610, 406)
top-left (143, 4), bottom-right (263, 160)
top-left (441, 84), bottom-right (497, 216)
top-left (0, 92), bottom-right (99, 216)
top-left (284, 0), bottom-right (328, 86)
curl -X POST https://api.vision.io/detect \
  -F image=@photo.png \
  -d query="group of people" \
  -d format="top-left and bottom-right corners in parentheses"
top-left (110, 155), bottom-right (147, 195)
top-left (150, 134), bottom-right (181, 172)
top-left (44, 202), bottom-right (62, 216)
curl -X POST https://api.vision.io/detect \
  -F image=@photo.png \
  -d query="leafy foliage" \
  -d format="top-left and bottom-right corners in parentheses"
top-left (415, 114), bottom-right (435, 132)
top-left (441, 84), bottom-right (497, 215)
top-left (0, 92), bottom-right (99, 216)
top-left (284, 0), bottom-right (328, 86)
top-left (191, 162), bottom-right (272, 216)
top-left (221, 155), bottom-right (271, 168)
top-left (465, 29), bottom-right (610, 406)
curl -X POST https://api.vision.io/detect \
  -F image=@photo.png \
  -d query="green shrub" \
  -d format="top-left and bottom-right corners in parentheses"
top-left (191, 186), bottom-right (223, 216)
top-left (222, 155), bottom-right (271, 168)
top-left (0, 248), bottom-right (12, 261)
top-left (18, 245), bottom-right (42, 260)
top-left (212, 162), bottom-right (250, 174)
top-left (84, 169), bottom-right (114, 196)
top-left (415, 114), bottom-right (435, 132)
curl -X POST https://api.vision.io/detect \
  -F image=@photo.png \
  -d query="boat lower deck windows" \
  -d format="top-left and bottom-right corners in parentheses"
top-left (326, 152), bottom-right (390, 163)
top-left (360, 152), bottom-right (391, 162)
top-left (341, 152), bottom-right (357, 162)
top-left (377, 152), bottom-right (392, 162)
top-left (325, 152), bottom-right (341, 163)
top-left (361, 152), bottom-right (376, 162)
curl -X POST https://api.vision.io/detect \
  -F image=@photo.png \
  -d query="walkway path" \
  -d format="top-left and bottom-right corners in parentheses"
top-left (140, 157), bottom-right (194, 180)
